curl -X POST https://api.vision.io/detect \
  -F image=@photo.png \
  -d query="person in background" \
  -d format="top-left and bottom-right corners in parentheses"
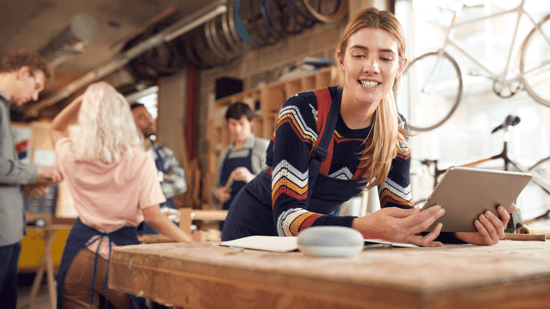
top-left (0, 49), bottom-right (53, 309)
top-left (51, 82), bottom-right (202, 309)
top-left (131, 103), bottom-right (187, 210)
top-left (211, 102), bottom-right (269, 231)
top-left (131, 103), bottom-right (187, 238)
top-left (221, 7), bottom-right (514, 247)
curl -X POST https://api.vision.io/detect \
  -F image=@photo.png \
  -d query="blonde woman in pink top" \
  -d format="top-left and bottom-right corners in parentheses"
top-left (50, 82), bottom-right (201, 309)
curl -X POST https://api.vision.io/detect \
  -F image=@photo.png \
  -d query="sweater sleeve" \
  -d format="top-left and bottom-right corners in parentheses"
top-left (271, 91), bottom-right (355, 237)
top-left (0, 158), bottom-right (38, 185)
top-left (0, 111), bottom-right (38, 185)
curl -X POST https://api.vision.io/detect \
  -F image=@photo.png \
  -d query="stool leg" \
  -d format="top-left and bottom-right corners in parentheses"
top-left (29, 263), bottom-right (45, 309)
top-left (43, 231), bottom-right (56, 309)
top-left (29, 230), bottom-right (52, 309)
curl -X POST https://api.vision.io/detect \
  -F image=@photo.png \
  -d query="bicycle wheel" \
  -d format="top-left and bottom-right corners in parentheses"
top-left (396, 51), bottom-right (462, 132)
top-left (529, 155), bottom-right (550, 172)
top-left (302, 0), bottom-right (348, 24)
top-left (520, 14), bottom-right (550, 107)
top-left (528, 156), bottom-right (550, 196)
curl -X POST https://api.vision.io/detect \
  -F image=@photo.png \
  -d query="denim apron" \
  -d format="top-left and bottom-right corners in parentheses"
top-left (56, 218), bottom-right (148, 309)
top-left (221, 88), bottom-right (365, 241)
top-left (218, 147), bottom-right (254, 230)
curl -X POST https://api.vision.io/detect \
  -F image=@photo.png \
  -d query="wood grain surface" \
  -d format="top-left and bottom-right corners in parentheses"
top-left (109, 241), bottom-right (550, 309)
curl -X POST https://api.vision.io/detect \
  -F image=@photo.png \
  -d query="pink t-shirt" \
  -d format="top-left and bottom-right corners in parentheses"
top-left (54, 137), bottom-right (165, 259)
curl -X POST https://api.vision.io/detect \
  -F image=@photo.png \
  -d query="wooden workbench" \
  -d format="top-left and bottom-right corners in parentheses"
top-left (109, 241), bottom-right (550, 309)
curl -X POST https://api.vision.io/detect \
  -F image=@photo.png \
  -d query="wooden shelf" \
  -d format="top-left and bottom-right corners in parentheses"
top-left (203, 67), bottom-right (339, 207)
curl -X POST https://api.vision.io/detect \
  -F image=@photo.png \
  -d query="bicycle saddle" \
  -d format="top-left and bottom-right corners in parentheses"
top-left (491, 115), bottom-right (521, 133)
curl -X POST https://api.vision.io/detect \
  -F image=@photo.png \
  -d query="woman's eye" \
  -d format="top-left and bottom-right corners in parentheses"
top-left (380, 57), bottom-right (393, 62)
top-left (352, 54), bottom-right (365, 59)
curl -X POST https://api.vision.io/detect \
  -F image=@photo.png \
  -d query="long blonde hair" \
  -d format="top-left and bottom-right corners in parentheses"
top-left (73, 82), bottom-right (143, 163)
top-left (335, 7), bottom-right (412, 190)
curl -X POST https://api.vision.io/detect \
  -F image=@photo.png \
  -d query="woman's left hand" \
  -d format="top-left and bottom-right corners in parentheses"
top-left (454, 204), bottom-right (516, 245)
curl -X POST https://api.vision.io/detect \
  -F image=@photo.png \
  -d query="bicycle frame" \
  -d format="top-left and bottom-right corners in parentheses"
top-left (421, 127), bottom-right (550, 196)
top-left (436, 0), bottom-right (539, 84)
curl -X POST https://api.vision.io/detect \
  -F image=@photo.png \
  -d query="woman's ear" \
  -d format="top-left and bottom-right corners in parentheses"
top-left (397, 58), bottom-right (408, 75)
top-left (337, 50), bottom-right (344, 69)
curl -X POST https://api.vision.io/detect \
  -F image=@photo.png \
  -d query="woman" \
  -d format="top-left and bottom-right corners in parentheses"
top-left (51, 82), bottom-right (202, 308)
top-left (221, 7), bottom-right (514, 246)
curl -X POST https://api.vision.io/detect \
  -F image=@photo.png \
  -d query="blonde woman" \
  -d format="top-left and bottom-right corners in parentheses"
top-left (50, 82), bottom-right (201, 309)
top-left (221, 7), bottom-right (514, 247)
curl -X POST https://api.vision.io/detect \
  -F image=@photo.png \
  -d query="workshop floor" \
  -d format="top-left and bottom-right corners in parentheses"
top-left (17, 274), bottom-right (51, 309)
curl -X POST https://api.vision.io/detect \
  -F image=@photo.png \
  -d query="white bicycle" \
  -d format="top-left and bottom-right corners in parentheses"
top-left (397, 0), bottom-right (550, 132)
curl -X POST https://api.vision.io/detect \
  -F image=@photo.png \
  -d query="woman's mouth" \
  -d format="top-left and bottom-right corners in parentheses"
top-left (359, 80), bottom-right (380, 88)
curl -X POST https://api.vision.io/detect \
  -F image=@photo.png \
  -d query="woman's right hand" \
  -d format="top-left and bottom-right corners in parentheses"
top-left (352, 206), bottom-right (446, 247)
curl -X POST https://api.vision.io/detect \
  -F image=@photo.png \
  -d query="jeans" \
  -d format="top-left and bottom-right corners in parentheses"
top-left (0, 242), bottom-right (22, 309)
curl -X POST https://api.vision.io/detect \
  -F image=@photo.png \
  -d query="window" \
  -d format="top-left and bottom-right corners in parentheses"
top-left (395, 0), bottom-right (550, 218)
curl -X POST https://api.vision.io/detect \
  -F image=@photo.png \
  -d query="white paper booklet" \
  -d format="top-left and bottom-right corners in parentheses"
top-left (220, 236), bottom-right (419, 253)
top-left (220, 236), bottom-right (298, 252)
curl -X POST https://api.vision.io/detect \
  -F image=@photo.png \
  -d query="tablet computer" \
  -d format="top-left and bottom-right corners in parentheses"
top-left (420, 166), bottom-right (532, 232)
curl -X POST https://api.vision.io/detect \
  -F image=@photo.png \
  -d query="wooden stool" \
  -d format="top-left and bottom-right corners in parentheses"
top-left (27, 224), bottom-right (72, 309)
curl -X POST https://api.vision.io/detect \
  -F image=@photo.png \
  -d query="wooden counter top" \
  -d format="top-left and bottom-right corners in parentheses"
top-left (109, 240), bottom-right (550, 309)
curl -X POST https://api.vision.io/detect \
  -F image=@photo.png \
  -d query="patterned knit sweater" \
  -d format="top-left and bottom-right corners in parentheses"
top-left (266, 87), bottom-right (413, 236)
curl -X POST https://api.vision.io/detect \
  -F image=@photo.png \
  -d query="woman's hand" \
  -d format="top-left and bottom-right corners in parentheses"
top-left (352, 206), bottom-right (446, 247)
top-left (454, 204), bottom-right (515, 245)
top-left (191, 230), bottom-right (206, 242)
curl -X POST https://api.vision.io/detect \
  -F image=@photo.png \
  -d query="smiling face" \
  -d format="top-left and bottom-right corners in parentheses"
top-left (11, 67), bottom-right (45, 106)
top-left (338, 27), bottom-right (405, 110)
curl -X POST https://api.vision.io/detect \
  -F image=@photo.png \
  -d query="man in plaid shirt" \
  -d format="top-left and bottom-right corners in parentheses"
top-left (131, 103), bottom-right (187, 210)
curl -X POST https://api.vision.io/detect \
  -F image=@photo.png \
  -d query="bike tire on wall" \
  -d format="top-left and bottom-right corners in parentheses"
top-left (520, 14), bottom-right (550, 108)
top-left (396, 51), bottom-right (463, 132)
top-left (302, 0), bottom-right (348, 24)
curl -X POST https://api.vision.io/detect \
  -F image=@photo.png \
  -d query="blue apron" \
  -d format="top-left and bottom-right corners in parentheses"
top-left (218, 146), bottom-right (254, 230)
top-left (56, 218), bottom-right (149, 309)
top-left (221, 88), bottom-right (365, 241)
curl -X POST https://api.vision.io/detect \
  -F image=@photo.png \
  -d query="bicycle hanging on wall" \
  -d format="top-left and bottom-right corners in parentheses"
top-left (397, 0), bottom-right (550, 132)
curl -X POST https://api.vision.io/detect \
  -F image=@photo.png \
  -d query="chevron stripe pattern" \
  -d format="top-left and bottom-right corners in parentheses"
top-left (328, 167), bottom-right (354, 180)
top-left (272, 160), bottom-right (309, 202)
top-left (379, 173), bottom-right (413, 208)
top-left (277, 208), bottom-right (322, 236)
top-left (277, 105), bottom-right (318, 144)
top-left (265, 87), bottom-right (413, 236)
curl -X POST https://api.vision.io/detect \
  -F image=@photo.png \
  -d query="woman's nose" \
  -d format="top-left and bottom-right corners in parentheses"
top-left (363, 56), bottom-right (379, 74)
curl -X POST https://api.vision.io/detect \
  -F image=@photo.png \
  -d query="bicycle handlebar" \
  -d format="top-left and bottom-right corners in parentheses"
top-left (491, 114), bottom-right (521, 134)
